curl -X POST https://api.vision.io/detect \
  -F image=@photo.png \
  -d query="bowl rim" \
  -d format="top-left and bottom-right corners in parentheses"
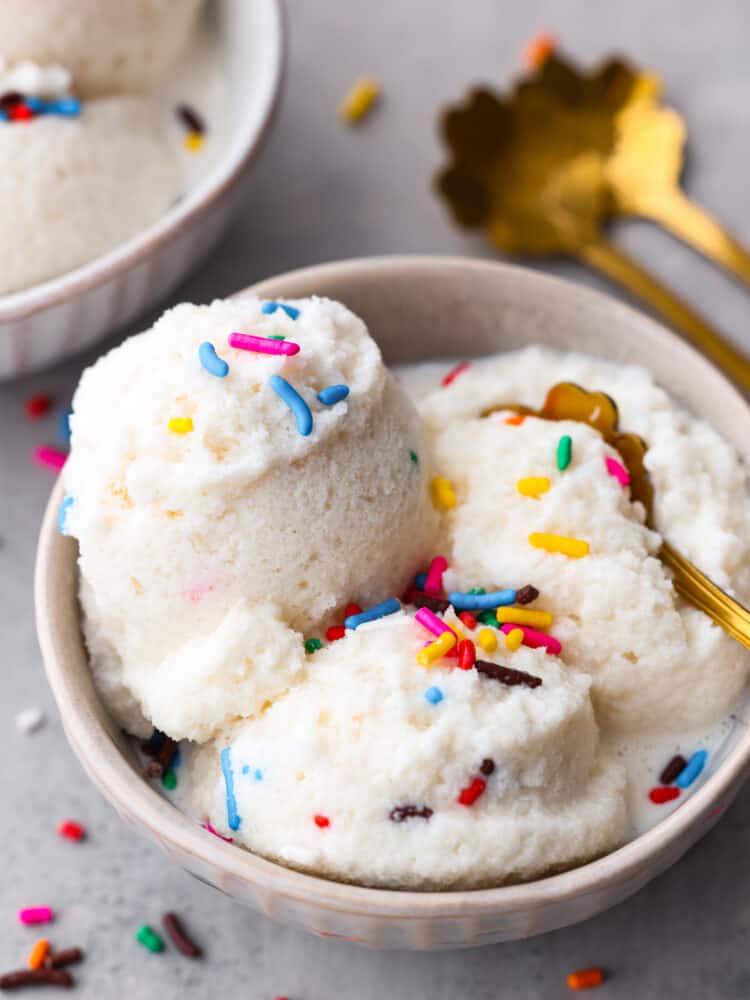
top-left (35, 254), bottom-right (750, 919)
top-left (0, 0), bottom-right (286, 324)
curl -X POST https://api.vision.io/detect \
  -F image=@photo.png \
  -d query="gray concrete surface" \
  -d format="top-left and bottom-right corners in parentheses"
top-left (2, 1), bottom-right (750, 996)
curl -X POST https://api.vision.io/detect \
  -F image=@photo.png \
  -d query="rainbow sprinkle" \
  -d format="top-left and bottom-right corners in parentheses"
top-left (500, 623), bottom-right (561, 655)
top-left (557, 434), bottom-right (572, 470)
top-left (261, 302), bottom-right (300, 320)
top-left (449, 589), bottom-right (516, 611)
top-left (517, 476), bottom-right (551, 498)
top-left (317, 385), bottom-right (350, 406)
top-left (430, 476), bottom-right (457, 511)
top-left (168, 417), bottom-right (193, 435)
top-left (345, 598), bottom-right (401, 630)
top-left (529, 532), bottom-right (589, 558)
top-left (495, 607), bottom-right (553, 629)
top-left (605, 456), bottom-right (630, 486)
top-left (228, 332), bottom-right (300, 356)
top-left (269, 375), bottom-right (313, 436)
top-left (416, 631), bottom-right (456, 667)
top-left (220, 747), bottom-right (241, 831)
top-left (424, 686), bottom-right (444, 705)
top-left (199, 341), bottom-right (229, 377)
top-left (423, 556), bottom-right (448, 596)
top-left (57, 495), bottom-right (74, 535)
top-left (676, 750), bottom-right (708, 789)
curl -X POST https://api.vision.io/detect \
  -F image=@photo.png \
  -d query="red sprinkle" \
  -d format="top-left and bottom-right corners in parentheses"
top-left (57, 820), bottom-right (86, 842)
top-left (314, 814), bottom-right (330, 828)
top-left (649, 786), bottom-right (680, 805)
top-left (458, 611), bottom-right (478, 630)
top-left (326, 625), bottom-right (346, 642)
top-left (10, 102), bottom-right (34, 121)
top-left (33, 445), bottom-right (67, 471)
top-left (344, 603), bottom-right (362, 619)
top-left (24, 393), bottom-right (53, 420)
top-left (457, 639), bottom-right (476, 671)
top-left (441, 361), bottom-right (470, 387)
top-left (458, 777), bottom-right (486, 806)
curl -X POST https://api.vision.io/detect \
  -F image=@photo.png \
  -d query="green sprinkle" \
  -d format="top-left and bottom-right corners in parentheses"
top-left (557, 434), bottom-right (572, 471)
top-left (409, 450), bottom-right (419, 465)
top-left (469, 587), bottom-right (486, 596)
top-left (162, 768), bottom-right (177, 791)
top-left (268, 334), bottom-right (286, 340)
top-left (305, 637), bottom-right (322, 654)
top-left (136, 925), bottom-right (165, 953)
top-left (477, 610), bottom-right (498, 626)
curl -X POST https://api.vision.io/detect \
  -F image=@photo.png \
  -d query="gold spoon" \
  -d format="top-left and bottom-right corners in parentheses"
top-left (484, 381), bottom-right (750, 650)
top-left (436, 53), bottom-right (750, 391)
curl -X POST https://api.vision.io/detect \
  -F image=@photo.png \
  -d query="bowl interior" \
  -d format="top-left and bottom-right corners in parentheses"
top-left (35, 256), bottom-right (750, 942)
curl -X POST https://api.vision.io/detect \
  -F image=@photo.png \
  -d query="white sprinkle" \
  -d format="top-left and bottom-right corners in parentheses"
top-left (15, 708), bottom-right (45, 734)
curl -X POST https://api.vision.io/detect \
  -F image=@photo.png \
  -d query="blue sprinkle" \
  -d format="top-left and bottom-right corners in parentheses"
top-left (172, 748), bottom-right (182, 769)
top-left (57, 495), bottom-right (74, 535)
top-left (424, 686), bottom-right (444, 705)
top-left (220, 747), bottom-right (241, 831)
top-left (242, 764), bottom-right (250, 775)
top-left (449, 589), bottom-right (517, 611)
top-left (269, 374), bottom-right (313, 436)
top-left (50, 97), bottom-right (81, 117)
top-left (0, 109), bottom-right (7, 122)
top-left (262, 301), bottom-right (300, 320)
top-left (199, 341), bottom-right (229, 378)
top-left (254, 769), bottom-right (263, 782)
top-left (345, 598), bottom-right (401, 630)
top-left (676, 750), bottom-right (708, 789)
top-left (24, 97), bottom-right (46, 113)
top-left (317, 384), bottom-right (350, 406)
top-left (414, 572), bottom-right (428, 590)
top-left (58, 409), bottom-right (72, 444)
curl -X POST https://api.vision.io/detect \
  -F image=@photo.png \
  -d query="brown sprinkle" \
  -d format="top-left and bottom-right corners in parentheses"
top-left (0, 91), bottom-right (23, 112)
top-left (412, 592), bottom-right (450, 613)
top-left (475, 659), bottom-right (542, 688)
top-left (163, 912), bottom-right (202, 959)
top-left (389, 805), bottom-right (433, 823)
top-left (177, 104), bottom-right (205, 135)
top-left (479, 758), bottom-right (496, 776)
top-left (659, 754), bottom-right (688, 785)
top-left (45, 949), bottom-right (83, 970)
top-left (515, 584), bottom-right (539, 605)
top-left (146, 737), bottom-right (178, 779)
top-left (0, 968), bottom-right (73, 989)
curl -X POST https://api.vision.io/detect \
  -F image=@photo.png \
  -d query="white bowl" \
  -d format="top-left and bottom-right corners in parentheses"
top-left (0, 0), bottom-right (284, 379)
top-left (35, 256), bottom-right (750, 949)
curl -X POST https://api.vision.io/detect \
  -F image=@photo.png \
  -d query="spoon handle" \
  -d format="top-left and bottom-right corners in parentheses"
top-left (579, 237), bottom-right (750, 392)
top-left (660, 541), bottom-right (750, 651)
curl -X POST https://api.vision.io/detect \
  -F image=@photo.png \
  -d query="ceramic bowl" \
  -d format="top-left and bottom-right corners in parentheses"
top-left (35, 256), bottom-right (750, 949)
top-left (0, 0), bottom-right (284, 380)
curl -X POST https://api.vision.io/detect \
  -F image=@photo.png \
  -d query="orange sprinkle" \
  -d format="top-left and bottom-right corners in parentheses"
top-left (504, 414), bottom-right (526, 426)
top-left (566, 967), bottom-right (605, 991)
top-left (27, 939), bottom-right (50, 971)
top-left (523, 32), bottom-right (558, 70)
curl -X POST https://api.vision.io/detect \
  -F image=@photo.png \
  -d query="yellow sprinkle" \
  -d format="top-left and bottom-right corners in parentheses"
top-left (431, 475), bottom-right (457, 511)
top-left (168, 417), bottom-right (194, 434)
top-left (339, 76), bottom-right (381, 123)
top-left (478, 628), bottom-right (498, 653)
top-left (529, 532), bottom-right (589, 558)
top-left (505, 628), bottom-right (524, 651)
top-left (416, 631), bottom-right (456, 667)
top-left (495, 607), bottom-right (553, 629)
top-left (517, 476), bottom-right (551, 498)
top-left (184, 131), bottom-right (204, 152)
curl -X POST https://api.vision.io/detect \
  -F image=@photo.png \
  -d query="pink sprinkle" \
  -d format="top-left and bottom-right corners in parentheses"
top-left (228, 332), bottom-right (300, 356)
top-left (33, 446), bottom-right (67, 471)
top-left (18, 907), bottom-right (54, 925)
top-left (415, 607), bottom-right (452, 638)
top-left (441, 361), bottom-right (470, 387)
top-left (500, 623), bottom-right (561, 655)
top-left (605, 456), bottom-right (630, 487)
top-left (202, 821), bottom-right (233, 843)
top-left (423, 556), bottom-right (448, 596)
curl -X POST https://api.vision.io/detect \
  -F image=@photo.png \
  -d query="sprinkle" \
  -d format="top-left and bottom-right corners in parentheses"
top-left (261, 301), bottom-right (300, 320)
top-left (430, 476), bottom-right (457, 511)
top-left (529, 532), bottom-right (589, 558)
top-left (0, 969), bottom-right (72, 989)
top-left (145, 737), bottom-right (177, 779)
top-left (57, 820), bottom-right (85, 842)
top-left (339, 76), bottom-right (381, 123)
top-left (344, 602), bottom-right (363, 618)
top-left (220, 747), bottom-right (241, 831)
top-left (304, 637), bottom-right (323, 653)
top-left (410, 592), bottom-right (450, 613)
top-left (198, 341), bottom-right (229, 377)
top-left (676, 750), bottom-right (708, 789)
top-left (24, 393), bottom-right (52, 420)
top-left (649, 786), bottom-right (680, 804)
top-left (229, 331), bottom-right (300, 356)
top-left (417, 631), bottom-right (456, 667)
top-left (168, 417), bottom-right (193, 434)
top-left (458, 777), bottom-right (486, 806)
top-left (659, 754), bottom-right (688, 785)
top-left (523, 31), bottom-right (558, 69)
top-left (326, 625), bottom-right (346, 642)
top-left (18, 908), bottom-right (53, 926)
top-left (27, 940), bottom-right (49, 971)
top-left (57, 495), bottom-right (74, 534)
top-left (46, 947), bottom-right (83, 969)
top-left (478, 628), bottom-right (498, 653)
top-left (269, 374), bottom-right (313, 437)
top-left (605, 456), bottom-right (630, 486)
top-left (162, 769), bottom-right (178, 791)
top-left (475, 659), bottom-right (542, 688)
top-left (184, 131), bottom-right (204, 152)
top-left (58, 410), bottom-right (72, 443)
top-left (477, 610), bottom-right (498, 626)
top-left (495, 607), bottom-right (553, 629)
top-left (201, 821), bottom-right (232, 843)
top-left (458, 611), bottom-right (478, 630)
top-left (317, 384), bottom-right (350, 406)
top-left (314, 814), bottom-right (330, 829)
top-left (557, 434), bottom-right (572, 470)
top-left (409, 450), bottom-right (419, 465)
top-left (345, 598), bottom-right (401, 630)
top-left (515, 584), bottom-right (539, 605)
top-left (449, 589), bottom-right (516, 611)
top-left (15, 708), bottom-right (45, 734)
top-left (162, 912), bottom-right (202, 959)
top-left (441, 361), bottom-right (470, 387)
top-left (50, 97), bottom-right (81, 117)
top-left (457, 638), bottom-right (476, 671)
top-left (500, 623), bottom-right (561, 655)
top-left (33, 446), bottom-right (66, 471)
top-left (10, 102), bottom-right (34, 122)
top-left (423, 556), bottom-right (448, 596)
top-left (177, 104), bottom-right (205, 134)
top-left (504, 414), bottom-right (526, 426)
top-left (566, 967), bottom-right (605, 991)
top-left (415, 606), bottom-right (452, 638)
top-left (414, 572), bottom-right (428, 590)
top-left (479, 758), bottom-right (496, 776)
top-left (390, 805), bottom-right (433, 823)
top-left (136, 925), bottom-right (165, 953)
top-left (424, 686), bottom-right (444, 705)
top-left (517, 476), bottom-right (551, 498)
top-left (505, 627), bottom-right (524, 651)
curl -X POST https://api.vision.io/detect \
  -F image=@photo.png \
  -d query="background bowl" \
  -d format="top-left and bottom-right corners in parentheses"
top-left (35, 256), bottom-right (750, 949)
top-left (0, 0), bottom-right (284, 380)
